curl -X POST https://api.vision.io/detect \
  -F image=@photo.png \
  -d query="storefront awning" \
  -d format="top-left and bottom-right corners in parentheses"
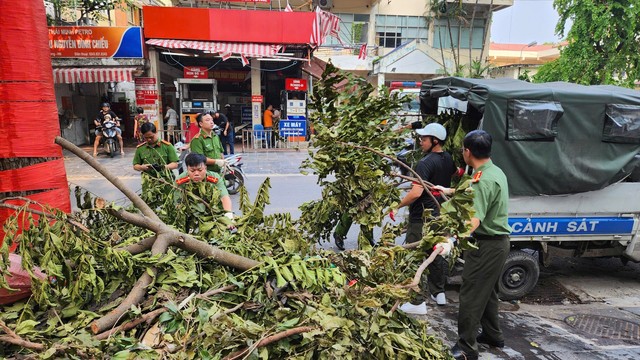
top-left (53, 67), bottom-right (137, 84)
top-left (146, 39), bottom-right (283, 59)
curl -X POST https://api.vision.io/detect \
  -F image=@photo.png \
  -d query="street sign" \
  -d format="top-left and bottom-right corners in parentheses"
top-left (251, 95), bottom-right (264, 103)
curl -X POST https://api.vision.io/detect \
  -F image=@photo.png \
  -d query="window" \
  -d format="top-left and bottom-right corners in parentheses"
top-left (323, 13), bottom-right (370, 47)
top-left (506, 100), bottom-right (564, 141)
top-left (375, 15), bottom-right (428, 48)
top-left (603, 104), bottom-right (640, 144)
top-left (433, 18), bottom-right (485, 49)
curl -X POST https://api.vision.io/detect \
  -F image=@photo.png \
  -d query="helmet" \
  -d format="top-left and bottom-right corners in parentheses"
top-left (416, 123), bottom-right (447, 141)
top-left (136, 107), bottom-right (144, 114)
top-left (101, 102), bottom-right (111, 108)
top-left (225, 104), bottom-right (231, 108)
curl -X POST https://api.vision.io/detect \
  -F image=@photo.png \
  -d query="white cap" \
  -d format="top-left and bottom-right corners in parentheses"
top-left (416, 123), bottom-right (447, 141)
top-left (225, 104), bottom-right (231, 107)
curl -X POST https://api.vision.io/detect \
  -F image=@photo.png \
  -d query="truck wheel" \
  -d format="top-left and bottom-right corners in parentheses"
top-left (498, 250), bottom-right (540, 301)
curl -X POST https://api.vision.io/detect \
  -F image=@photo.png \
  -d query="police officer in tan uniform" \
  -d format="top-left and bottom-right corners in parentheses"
top-left (434, 130), bottom-right (511, 360)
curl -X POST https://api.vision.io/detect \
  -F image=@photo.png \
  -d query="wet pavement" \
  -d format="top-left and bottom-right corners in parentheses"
top-left (62, 144), bottom-right (640, 359)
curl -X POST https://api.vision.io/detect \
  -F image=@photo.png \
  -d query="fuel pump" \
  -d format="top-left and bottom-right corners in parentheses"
top-left (279, 78), bottom-right (308, 141)
top-left (177, 78), bottom-right (218, 142)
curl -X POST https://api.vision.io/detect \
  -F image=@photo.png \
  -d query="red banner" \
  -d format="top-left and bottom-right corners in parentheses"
top-left (184, 66), bottom-right (208, 79)
top-left (252, 95), bottom-right (264, 103)
top-left (135, 78), bottom-right (157, 106)
top-left (210, 70), bottom-right (248, 82)
top-left (285, 78), bottom-right (308, 91)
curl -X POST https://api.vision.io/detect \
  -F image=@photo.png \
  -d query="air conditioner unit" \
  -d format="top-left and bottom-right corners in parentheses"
top-left (313, 0), bottom-right (333, 10)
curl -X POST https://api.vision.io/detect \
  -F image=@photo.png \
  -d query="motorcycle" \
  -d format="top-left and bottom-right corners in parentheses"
top-left (97, 119), bottom-right (121, 157)
top-left (222, 154), bottom-right (245, 195)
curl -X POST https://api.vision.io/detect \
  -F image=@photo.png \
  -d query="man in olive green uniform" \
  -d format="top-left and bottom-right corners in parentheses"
top-left (176, 153), bottom-right (234, 223)
top-left (189, 112), bottom-right (225, 173)
top-left (133, 122), bottom-right (179, 192)
top-left (434, 130), bottom-right (511, 360)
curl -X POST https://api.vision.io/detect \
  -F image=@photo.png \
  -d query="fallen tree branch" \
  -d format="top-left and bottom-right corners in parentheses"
top-left (196, 284), bottom-right (238, 299)
top-left (173, 236), bottom-right (261, 271)
top-left (118, 235), bottom-right (157, 255)
top-left (55, 136), bottom-right (160, 222)
top-left (95, 307), bottom-right (167, 340)
top-left (91, 232), bottom-right (172, 334)
top-left (0, 320), bottom-right (45, 351)
top-left (0, 200), bottom-right (90, 233)
top-left (337, 142), bottom-right (443, 208)
top-left (223, 326), bottom-right (316, 360)
top-left (402, 250), bottom-right (441, 292)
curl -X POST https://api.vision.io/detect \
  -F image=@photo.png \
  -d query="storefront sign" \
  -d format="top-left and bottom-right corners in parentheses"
top-left (184, 66), bottom-right (208, 79)
top-left (285, 78), bottom-right (308, 91)
top-left (48, 27), bottom-right (143, 58)
top-left (251, 95), bottom-right (264, 103)
top-left (210, 70), bottom-right (248, 82)
top-left (241, 106), bottom-right (252, 123)
top-left (279, 116), bottom-right (307, 137)
top-left (135, 78), bottom-right (159, 124)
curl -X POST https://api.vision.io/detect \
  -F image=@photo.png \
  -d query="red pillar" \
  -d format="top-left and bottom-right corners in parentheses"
top-left (0, 0), bottom-right (71, 248)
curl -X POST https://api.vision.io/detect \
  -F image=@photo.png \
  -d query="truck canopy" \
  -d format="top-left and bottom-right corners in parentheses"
top-left (420, 77), bottom-right (640, 196)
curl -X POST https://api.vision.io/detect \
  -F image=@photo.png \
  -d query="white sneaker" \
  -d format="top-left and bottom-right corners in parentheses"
top-left (431, 292), bottom-right (447, 305)
top-left (398, 302), bottom-right (428, 315)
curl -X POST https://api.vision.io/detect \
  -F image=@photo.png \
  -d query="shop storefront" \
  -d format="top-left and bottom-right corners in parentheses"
top-left (48, 26), bottom-right (145, 145)
top-left (141, 6), bottom-right (340, 146)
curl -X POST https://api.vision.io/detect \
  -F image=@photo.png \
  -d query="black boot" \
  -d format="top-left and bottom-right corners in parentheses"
top-left (333, 233), bottom-right (345, 251)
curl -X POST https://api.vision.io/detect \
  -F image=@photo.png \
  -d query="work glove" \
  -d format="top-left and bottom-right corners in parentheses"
top-left (433, 237), bottom-right (457, 257)
top-left (431, 185), bottom-right (454, 196)
top-left (224, 212), bottom-right (237, 233)
top-left (213, 159), bottom-right (227, 167)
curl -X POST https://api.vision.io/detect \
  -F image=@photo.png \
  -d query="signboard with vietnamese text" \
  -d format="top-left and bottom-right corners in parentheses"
top-left (184, 66), bottom-right (208, 79)
top-left (135, 77), bottom-right (159, 125)
top-left (48, 26), bottom-right (143, 58)
top-left (251, 95), bottom-right (264, 103)
top-left (279, 116), bottom-right (307, 137)
top-left (210, 70), bottom-right (248, 82)
top-left (285, 78), bottom-right (308, 91)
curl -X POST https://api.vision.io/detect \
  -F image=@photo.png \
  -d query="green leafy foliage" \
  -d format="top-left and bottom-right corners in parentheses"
top-left (534, 0), bottom-right (640, 87)
top-left (0, 68), bottom-right (479, 359)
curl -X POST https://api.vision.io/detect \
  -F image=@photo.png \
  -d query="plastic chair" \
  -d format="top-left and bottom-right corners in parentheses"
top-left (253, 124), bottom-right (267, 148)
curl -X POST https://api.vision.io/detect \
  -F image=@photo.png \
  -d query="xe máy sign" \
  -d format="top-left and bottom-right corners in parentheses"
top-left (48, 26), bottom-right (143, 58)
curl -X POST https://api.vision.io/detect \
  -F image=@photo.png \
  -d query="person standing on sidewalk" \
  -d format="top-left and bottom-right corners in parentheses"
top-left (434, 130), bottom-right (511, 360)
top-left (190, 112), bottom-right (225, 173)
top-left (164, 105), bottom-right (178, 144)
top-left (224, 104), bottom-right (235, 155)
top-left (391, 123), bottom-right (456, 315)
top-left (213, 110), bottom-right (231, 155)
top-left (263, 104), bottom-right (275, 147)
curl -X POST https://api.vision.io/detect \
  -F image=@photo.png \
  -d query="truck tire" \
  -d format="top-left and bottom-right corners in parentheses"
top-left (498, 250), bottom-right (539, 301)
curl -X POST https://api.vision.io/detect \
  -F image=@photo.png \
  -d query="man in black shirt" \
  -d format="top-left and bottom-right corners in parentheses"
top-left (93, 102), bottom-right (124, 156)
top-left (213, 111), bottom-right (231, 155)
top-left (392, 123), bottom-right (456, 315)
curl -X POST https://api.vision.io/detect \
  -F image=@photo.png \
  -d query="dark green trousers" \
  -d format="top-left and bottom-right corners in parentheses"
top-left (457, 237), bottom-right (510, 355)
top-left (405, 221), bottom-right (447, 304)
top-left (334, 213), bottom-right (373, 241)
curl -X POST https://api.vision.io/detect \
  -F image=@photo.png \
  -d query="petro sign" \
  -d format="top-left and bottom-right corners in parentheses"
top-left (285, 78), bottom-right (308, 91)
top-left (48, 26), bottom-right (143, 58)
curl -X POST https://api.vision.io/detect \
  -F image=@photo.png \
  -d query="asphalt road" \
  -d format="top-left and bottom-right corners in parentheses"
top-left (64, 145), bottom-right (640, 359)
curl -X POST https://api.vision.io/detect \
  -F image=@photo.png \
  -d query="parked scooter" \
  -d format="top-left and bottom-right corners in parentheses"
top-left (223, 154), bottom-right (245, 195)
top-left (96, 119), bottom-right (121, 157)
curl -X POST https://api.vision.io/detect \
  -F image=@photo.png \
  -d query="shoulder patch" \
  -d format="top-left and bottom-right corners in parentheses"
top-left (192, 133), bottom-right (200, 139)
top-left (176, 177), bottom-right (191, 185)
top-left (472, 170), bottom-right (483, 183)
top-left (205, 175), bottom-right (219, 184)
top-left (136, 142), bottom-right (146, 148)
top-left (160, 140), bottom-right (172, 146)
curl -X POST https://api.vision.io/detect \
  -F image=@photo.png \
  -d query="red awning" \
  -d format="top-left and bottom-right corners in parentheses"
top-left (53, 67), bottom-right (136, 84)
top-left (146, 39), bottom-right (282, 58)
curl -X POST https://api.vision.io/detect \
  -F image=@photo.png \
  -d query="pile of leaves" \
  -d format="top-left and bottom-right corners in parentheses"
top-left (0, 67), bottom-right (475, 359)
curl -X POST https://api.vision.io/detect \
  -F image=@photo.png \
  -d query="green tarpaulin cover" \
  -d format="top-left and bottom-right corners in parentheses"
top-left (420, 77), bottom-right (640, 196)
